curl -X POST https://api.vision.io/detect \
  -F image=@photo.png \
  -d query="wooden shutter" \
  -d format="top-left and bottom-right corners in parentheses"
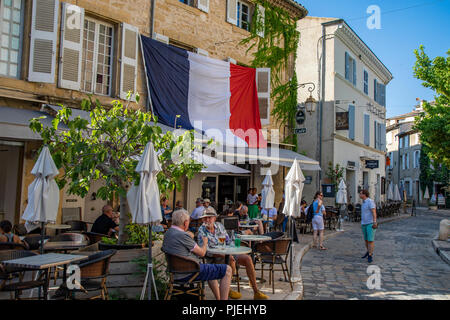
top-left (119, 23), bottom-right (138, 101)
top-left (374, 120), bottom-right (377, 149)
top-left (196, 48), bottom-right (209, 57)
top-left (226, 0), bottom-right (238, 25)
top-left (256, 4), bottom-right (265, 38)
top-left (256, 68), bottom-right (271, 125)
top-left (352, 58), bottom-right (356, 86)
top-left (348, 105), bottom-right (355, 140)
top-left (197, 0), bottom-right (209, 13)
top-left (28, 0), bottom-right (59, 83)
top-left (58, 2), bottom-right (84, 90)
top-left (364, 114), bottom-right (370, 146)
top-left (378, 122), bottom-right (384, 150)
top-left (380, 83), bottom-right (386, 107)
top-left (153, 32), bottom-right (169, 44)
top-left (374, 79), bottom-right (377, 102)
top-left (345, 52), bottom-right (349, 80)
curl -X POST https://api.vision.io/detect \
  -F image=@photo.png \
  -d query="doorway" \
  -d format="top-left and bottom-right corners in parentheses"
top-left (217, 175), bottom-right (249, 214)
top-left (345, 169), bottom-right (355, 204)
top-left (0, 142), bottom-right (24, 224)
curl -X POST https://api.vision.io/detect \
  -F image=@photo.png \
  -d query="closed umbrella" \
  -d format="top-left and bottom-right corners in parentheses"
top-left (261, 169), bottom-right (275, 227)
top-left (336, 179), bottom-right (347, 231)
top-left (22, 146), bottom-right (60, 254)
top-left (127, 141), bottom-right (162, 300)
top-left (387, 182), bottom-right (394, 201)
top-left (282, 159), bottom-right (305, 272)
top-left (394, 184), bottom-right (402, 201)
top-left (423, 186), bottom-right (430, 200)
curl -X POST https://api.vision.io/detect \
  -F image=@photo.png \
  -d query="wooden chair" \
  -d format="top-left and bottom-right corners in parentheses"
top-left (68, 249), bottom-right (116, 300)
top-left (164, 253), bottom-right (205, 300)
top-left (0, 250), bottom-right (46, 300)
top-left (254, 239), bottom-right (293, 294)
top-left (0, 242), bottom-right (27, 251)
top-left (64, 220), bottom-right (88, 233)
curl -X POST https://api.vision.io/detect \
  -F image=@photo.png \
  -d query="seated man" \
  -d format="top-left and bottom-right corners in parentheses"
top-left (91, 205), bottom-right (119, 236)
top-left (162, 209), bottom-right (232, 300)
top-left (190, 198), bottom-right (205, 220)
top-left (0, 220), bottom-right (23, 244)
top-left (260, 207), bottom-right (277, 231)
top-left (239, 206), bottom-right (264, 235)
top-left (197, 210), bottom-right (269, 300)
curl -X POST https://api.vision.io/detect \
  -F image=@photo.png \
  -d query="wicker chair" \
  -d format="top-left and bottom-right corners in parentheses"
top-left (68, 249), bottom-right (116, 300)
top-left (50, 232), bottom-right (89, 243)
top-left (0, 250), bottom-right (46, 300)
top-left (164, 253), bottom-right (205, 300)
top-left (0, 242), bottom-right (27, 251)
top-left (64, 220), bottom-right (88, 233)
top-left (23, 234), bottom-right (51, 251)
top-left (254, 238), bottom-right (293, 294)
top-left (82, 231), bottom-right (108, 245)
top-left (221, 217), bottom-right (239, 234)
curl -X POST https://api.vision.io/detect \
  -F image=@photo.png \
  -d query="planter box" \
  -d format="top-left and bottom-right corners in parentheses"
top-left (99, 242), bottom-right (144, 250)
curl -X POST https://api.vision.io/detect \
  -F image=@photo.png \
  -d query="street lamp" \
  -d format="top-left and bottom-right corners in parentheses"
top-left (297, 82), bottom-right (317, 115)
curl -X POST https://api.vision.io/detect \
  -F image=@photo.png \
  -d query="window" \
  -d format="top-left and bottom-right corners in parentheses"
top-left (81, 17), bottom-right (113, 95)
top-left (401, 154), bottom-right (405, 170)
top-left (406, 153), bottom-right (410, 169)
top-left (345, 52), bottom-right (356, 85)
top-left (374, 78), bottom-right (386, 107)
top-left (405, 135), bottom-right (409, 149)
top-left (405, 180), bottom-right (411, 197)
top-left (363, 70), bottom-right (368, 94)
top-left (179, 0), bottom-right (195, 6)
top-left (414, 150), bottom-right (420, 168)
top-left (0, 0), bottom-right (24, 78)
top-left (237, 1), bottom-right (251, 31)
top-left (399, 136), bottom-right (403, 149)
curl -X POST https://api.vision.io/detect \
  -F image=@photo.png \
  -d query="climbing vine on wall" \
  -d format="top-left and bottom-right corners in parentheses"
top-left (241, 0), bottom-right (300, 149)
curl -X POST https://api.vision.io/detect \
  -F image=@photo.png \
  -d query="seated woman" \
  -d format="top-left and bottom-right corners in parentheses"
top-left (0, 220), bottom-right (23, 244)
top-left (197, 210), bottom-right (268, 300)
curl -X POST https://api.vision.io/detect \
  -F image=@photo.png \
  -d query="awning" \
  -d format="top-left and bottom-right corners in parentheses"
top-left (192, 152), bottom-right (250, 174)
top-left (0, 105), bottom-right (64, 140)
top-left (214, 146), bottom-right (321, 171)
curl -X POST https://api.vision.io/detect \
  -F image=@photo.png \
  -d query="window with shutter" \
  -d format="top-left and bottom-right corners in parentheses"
top-left (237, 0), bottom-right (251, 31)
top-left (374, 78), bottom-right (377, 101)
top-left (226, 0), bottom-right (238, 25)
top-left (363, 70), bottom-right (368, 94)
top-left (374, 120), bottom-right (377, 149)
top-left (345, 52), bottom-right (349, 80)
top-left (380, 123), bottom-right (386, 151)
top-left (58, 3), bottom-right (84, 90)
top-left (28, 0), bottom-right (59, 83)
top-left (0, 0), bottom-right (24, 78)
top-left (197, 0), bottom-right (209, 13)
top-left (348, 105), bottom-right (355, 140)
top-left (364, 114), bottom-right (370, 146)
top-left (352, 58), bottom-right (356, 86)
top-left (256, 68), bottom-right (270, 125)
top-left (119, 23), bottom-right (138, 100)
top-left (81, 17), bottom-right (114, 96)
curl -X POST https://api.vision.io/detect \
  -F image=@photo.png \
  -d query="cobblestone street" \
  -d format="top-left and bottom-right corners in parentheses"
top-left (301, 209), bottom-right (450, 300)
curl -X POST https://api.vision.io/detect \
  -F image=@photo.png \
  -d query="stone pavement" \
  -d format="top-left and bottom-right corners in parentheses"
top-left (300, 208), bottom-right (450, 300)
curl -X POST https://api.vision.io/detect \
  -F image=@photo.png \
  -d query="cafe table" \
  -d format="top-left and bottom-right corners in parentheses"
top-left (207, 245), bottom-right (252, 264)
top-left (1, 253), bottom-right (87, 300)
top-left (238, 235), bottom-right (272, 266)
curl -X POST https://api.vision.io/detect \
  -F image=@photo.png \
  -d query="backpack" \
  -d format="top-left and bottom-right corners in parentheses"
top-left (306, 204), bottom-right (314, 223)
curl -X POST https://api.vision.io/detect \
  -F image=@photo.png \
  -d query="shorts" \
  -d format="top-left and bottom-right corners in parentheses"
top-left (178, 263), bottom-right (228, 282)
top-left (312, 215), bottom-right (324, 231)
top-left (362, 223), bottom-right (376, 242)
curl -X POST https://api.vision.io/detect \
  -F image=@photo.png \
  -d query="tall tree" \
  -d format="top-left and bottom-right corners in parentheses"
top-left (30, 95), bottom-right (204, 243)
top-left (413, 45), bottom-right (450, 167)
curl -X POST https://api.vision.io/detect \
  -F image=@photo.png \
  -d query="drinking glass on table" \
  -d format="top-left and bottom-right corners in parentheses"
top-left (218, 231), bottom-right (226, 247)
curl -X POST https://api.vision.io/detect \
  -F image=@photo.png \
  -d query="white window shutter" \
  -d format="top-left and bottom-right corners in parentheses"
top-left (197, 0), bottom-right (209, 13)
top-left (256, 68), bottom-right (271, 125)
top-left (196, 48), bottom-right (209, 57)
top-left (227, 57), bottom-right (237, 64)
top-left (152, 32), bottom-right (169, 44)
top-left (256, 4), bottom-right (265, 38)
top-left (119, 23), bottom-right (139, 101)
top-left (28, 0), bottom-right (59, 83)
top-left (226, 0), bottom-right (238, 25)
top-left (58, 3), bottom-right (84, 90)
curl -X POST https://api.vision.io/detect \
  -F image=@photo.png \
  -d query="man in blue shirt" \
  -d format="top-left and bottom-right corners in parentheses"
top-left (359, 189), bottom-right (378, 263)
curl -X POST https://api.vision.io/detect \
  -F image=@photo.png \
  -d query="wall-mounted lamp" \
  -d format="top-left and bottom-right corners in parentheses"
top-left (297, 82), bottom-right (317, 115)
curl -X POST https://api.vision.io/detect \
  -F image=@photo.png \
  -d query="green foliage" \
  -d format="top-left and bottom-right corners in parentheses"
top-left (413, 45), bottom-right (450, 167)
top-left (29, 94), bottom-right (205, 243)
top-left (419, 144), bottom-right (449, 195)
top-left (132, 255), bottom-right (168, 299)
top-left (325, 162), bottom-right (345, 194)
top-left (241, 0), bottom-right (300, 148)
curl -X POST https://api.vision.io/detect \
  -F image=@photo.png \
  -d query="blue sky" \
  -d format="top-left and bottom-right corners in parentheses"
top-left (295, 0), bottom-right (450, 117)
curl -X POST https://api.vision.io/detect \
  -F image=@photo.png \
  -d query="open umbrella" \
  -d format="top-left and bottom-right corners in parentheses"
top-left (261, 169), bottom-right (275, 228)
top-left (127, 141), bottom-right (162, 300)
top-left (22, 146), bottom-right (60, 254)
top-left (335, 179), bottom-right (347, 231)
top-left (394, 184), bottom-right (402, 201)
top-left (282, 159), bottom-right (305, 272)
top-left (387, 182), bottom-right (394, 201)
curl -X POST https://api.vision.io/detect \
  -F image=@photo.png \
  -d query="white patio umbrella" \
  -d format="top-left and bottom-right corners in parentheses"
top-left (387, 182), bottom-right (394, 201)
top-left (336, 179), bottom-right (347, 231)
top-left (22, 146), bottom-right (60, 254)
top-left (423, 186), bottom-right (430, 200)
top-left (394, 184), bottom-right (402, 201)
top-left (282, 159), bottom-right (305, 272)
top-left (261, 169), bottom-right (275, 232)
top-left (127, 141), bottom-right (162, 300)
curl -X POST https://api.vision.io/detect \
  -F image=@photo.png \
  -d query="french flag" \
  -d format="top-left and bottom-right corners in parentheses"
top-left (140, 35), bottom-right (267, 148)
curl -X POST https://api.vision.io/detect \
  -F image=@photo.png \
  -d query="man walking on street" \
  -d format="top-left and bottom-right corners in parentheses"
top-left (359, 189), bottom-right (377, 263)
